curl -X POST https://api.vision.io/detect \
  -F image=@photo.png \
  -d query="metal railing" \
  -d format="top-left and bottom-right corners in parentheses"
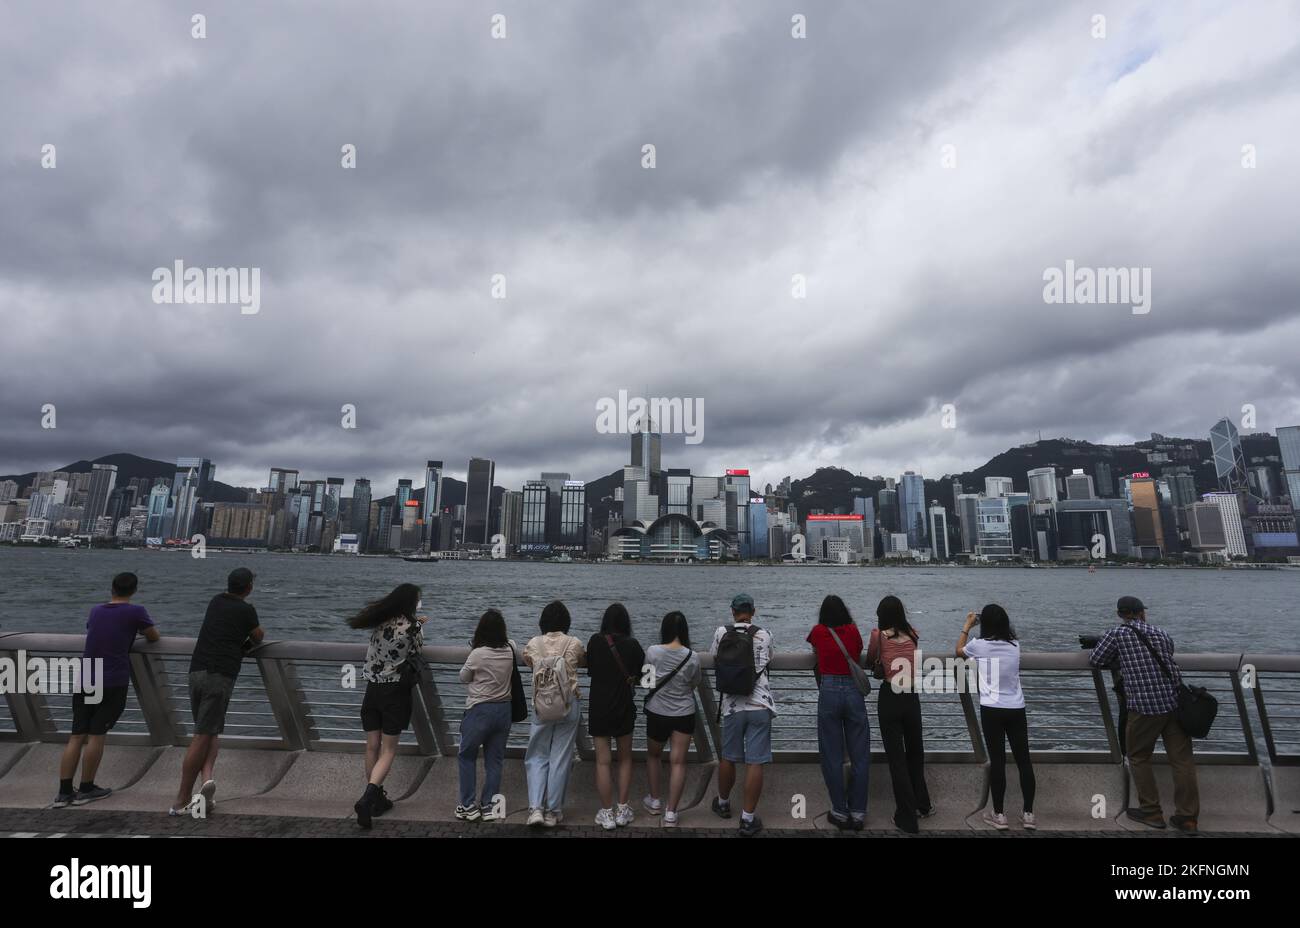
top-left (2, 632), bottom-right (1295, 773)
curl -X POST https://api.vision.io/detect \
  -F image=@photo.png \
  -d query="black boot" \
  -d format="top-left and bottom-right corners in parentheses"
top-left (355, 783), bottom-right (380, 829)
top-left (374, 787), bottom-right (394, 816)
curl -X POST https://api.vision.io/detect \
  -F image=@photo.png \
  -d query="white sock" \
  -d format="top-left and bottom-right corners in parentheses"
top-left (741, 809), bottom-right (754, 823)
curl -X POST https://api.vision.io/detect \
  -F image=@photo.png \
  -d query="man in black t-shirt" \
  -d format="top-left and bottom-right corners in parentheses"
top-left (171, 567), bottom-right (263, 816)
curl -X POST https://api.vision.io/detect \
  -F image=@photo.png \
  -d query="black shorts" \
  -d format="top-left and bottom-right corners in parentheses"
top-left (71, 686), bottom-right (129, 736)
top-left (361, 679), bottom-right (415, 736)
top-left (645, 709), bottom-right (696, 743)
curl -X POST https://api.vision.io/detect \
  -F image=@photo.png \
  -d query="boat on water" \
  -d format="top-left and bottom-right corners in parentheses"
top-left (402, 554), bottom-right (438, 563)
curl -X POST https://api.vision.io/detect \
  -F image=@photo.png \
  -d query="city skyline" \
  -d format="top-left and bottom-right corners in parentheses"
top-left (3, 3), bottom-right (1299, 495)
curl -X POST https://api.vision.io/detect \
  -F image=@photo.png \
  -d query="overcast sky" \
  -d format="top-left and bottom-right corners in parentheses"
top-left (2, 1), bottom-right (1298, 494)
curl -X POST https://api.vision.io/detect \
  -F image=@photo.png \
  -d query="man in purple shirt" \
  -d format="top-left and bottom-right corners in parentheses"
top-left (54, 572), bottom-right (160, 808)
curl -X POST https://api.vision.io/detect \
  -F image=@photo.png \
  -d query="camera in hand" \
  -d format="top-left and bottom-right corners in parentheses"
top-left (1078, 634), bottom-right (1100, 649)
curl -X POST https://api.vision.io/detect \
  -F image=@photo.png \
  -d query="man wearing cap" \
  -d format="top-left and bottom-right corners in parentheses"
top-left (171, 567), bottom-right (264, 816)
top-left (1089, 596), bottom-right (1199, 832)
top-left (709, 592), bottom-right (775, 836)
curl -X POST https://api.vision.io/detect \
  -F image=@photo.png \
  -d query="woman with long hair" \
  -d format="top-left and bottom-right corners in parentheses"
top-left (586, 602), bottom-right (645, 830)
top-left (522, 600), bottom-right (587, 828)
top-left (865, 594), bottom-right (932, 833)
top-left (958, 603), bottom-right (1036, 830)
top-left (642, 610), bottom-right (700, 828)
top-left (455, 608), bottom-right (517, 822)
top-left (806, 594), bottom-right (870, 830)
top-left (349, 583), bottom-right (427, 829)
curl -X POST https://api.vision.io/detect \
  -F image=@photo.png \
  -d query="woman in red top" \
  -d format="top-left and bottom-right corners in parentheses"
top-left (806, 595), bottom-right (870, 830)
top-left (866, 594), bottom-right (933, 833)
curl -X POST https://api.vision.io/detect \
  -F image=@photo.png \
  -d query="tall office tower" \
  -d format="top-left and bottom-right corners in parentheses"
top-left (1065, 469), bottom-right (1095, 500)
top-left (171, 468), bottom-right (200, 540)
top-left (145, 484), bottom-right (170, 538)
top-left (1210, 417), bottom-right (1248, 492)
top-left (1204, 492), bottom-right (1249, 557)
top-left (928, 505), bottom-right (949, 561)
top-left (665, 469), bottom-right (692, 515)
top-left (374, 501), bottom-right (393, 552)
top-left (876, 486), bottom-right (899, 535)
top-left (393, 479), bottom-right (414, 523)
top-left (1165, 472), bottom-right (1198, 531)
top-left (749, 500), bottom-right (770, 559)
top-left (422, 461), bottom-right (443, 546)
top-left (0, 480), bottom-right (17, 502)
top-left (1185, 501), bottom-right (1228, 551)
top-left (724, 470), bottom-right (752, 556)
top-left (852, 496), bottom-right (877, 559)
top-left (79, 464), bottom-right (118, 533)
top-left (1248, 465), bottom-right (1277, 503)
top-left (1006, 492), bottom-right (1033, 554)
top-left (1279, 426), bottom-right (1300, 505)
top-left (1027, 467), bottom-right (1058, 503)
top-left (498, 490), bottom-right (523, 551)
top-left (560, 481), bottom-right (586, 548)
top-left (1129, 477), bottom-right (1165, 555)
top-left (323, 478), bottom-right (344, 523)
top-left (173, 458), bottom-right (215, 501)
top-left (631, 418), bottom-right (662, 477)
top-left (985, 476), bottom-right (1014, 498)
top-left (351, 478), bottom-right (372, 552)
top-left (464, 458), bottom-right (495, 545)
top-left (1094, 461), bottom-right (1115, 498)
top-left (521, 480), bottom-right (548, 548)
top-left (268, 468), bottom-right (300, 494)
top-left (976, 496), bottom-right (1013, 559)
top-left (956, 494), bottom-right (981, 553)
top-left (540, 472), bottom-right (570, 543)
top-left (105, 486), bottom-right (138, 529)
top-left (898, 471), bottom-right (926, 549)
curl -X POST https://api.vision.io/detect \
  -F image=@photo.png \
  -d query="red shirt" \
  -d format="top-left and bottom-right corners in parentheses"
top-left (806, 623), bottom-right (864, 676)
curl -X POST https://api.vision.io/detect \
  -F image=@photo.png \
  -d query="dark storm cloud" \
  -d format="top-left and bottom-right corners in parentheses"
top-left (2, 0), bottom-right (1298, 494)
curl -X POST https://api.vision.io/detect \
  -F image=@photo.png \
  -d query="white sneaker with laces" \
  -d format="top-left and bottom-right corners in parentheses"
top-left (642, 794), bottom-right (663, 816)
top-left (614, 803), bottom-right (635, 827)
top-left (983, 810), bottom-right (1010, 830)
top-left (543, 810), bottom-right (561, 828)
top-left (527, 808), bottom-right (546, 827)
top-left (663, 810), bottom-right (679, 828)
top-left (1022, 812), bottom-right (1037, 830)
top-left (595, 807), bottom-right (617, 830)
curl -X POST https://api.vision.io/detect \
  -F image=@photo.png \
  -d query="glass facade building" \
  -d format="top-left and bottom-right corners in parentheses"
top-left (464, 457), bottom-right (495, 545)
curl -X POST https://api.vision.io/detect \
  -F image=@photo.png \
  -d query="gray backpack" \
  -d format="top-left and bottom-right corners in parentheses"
top-left (532, 640), bottom-right (575, 722)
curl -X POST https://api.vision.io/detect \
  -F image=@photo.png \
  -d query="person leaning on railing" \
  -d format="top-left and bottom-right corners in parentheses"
top-left (806, 595), bottom-right (870, 832)
top-left (1088, 596), bottom-right (1200, 833)
top-left (522, 600), bottom-right (586, 829)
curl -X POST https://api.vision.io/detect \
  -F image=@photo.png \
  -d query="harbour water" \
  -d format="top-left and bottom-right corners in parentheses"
top-left (1, 547), bottom-right (1294, 652)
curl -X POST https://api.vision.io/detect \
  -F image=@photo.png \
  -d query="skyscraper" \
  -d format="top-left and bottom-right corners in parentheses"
top-left (172, 458), bottom-right (214, 502)
top-left (521, 480), bottom-right (548, 548)
top-left (1065, 469), bottom-right (1095, 500)
top-left (876, 485), bottom-right (899, 535)
top-left (268, 468), bottom-right (299, 494)
top-left (422, 460), bottom-right (443, 547)
top-left (631, 418), bottom-right (662, 477)
top-left (1094, 461), bottom-right (1114, 498)
top-left (1129, 476), bottom-right (1165, 555)
top-left (351, 478), bottom-right (372, 552)
top-left (956, 493), bottom-right (981, 554)
top-left (985, 476), bottom-right (1014, 498)
top-left (898, 471), bottom-right (926, 549)
top-left (928, 505), bottom-right (949, 561)
top-left (80, 464), bottom-right (118, 533)
top-left (560, 481), bottom-right (586, 549)
top-left (145, 484), bottom-right (170, 539)
top-left (499, 490), bottom-right (523, 552)
top-left (464, 458), bottom-right (495, 545)
top-left (1209, 417), bottom-right (1247, 492)
top-left (1027, 467), bottom-right (1058, 503)
top-left (1277, 426), bottom-right (1300, 505)
top-left (1204, 492), bottom-right (1248, 557)
top-left (171, 468), bottom-right (200, 540)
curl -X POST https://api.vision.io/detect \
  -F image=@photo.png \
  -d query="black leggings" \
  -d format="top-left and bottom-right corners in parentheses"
top-left (980, 705), bottom-right (1035, 814)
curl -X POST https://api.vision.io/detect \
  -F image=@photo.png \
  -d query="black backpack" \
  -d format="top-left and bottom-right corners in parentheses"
top-left (714, 625), bottom-right (766, 696)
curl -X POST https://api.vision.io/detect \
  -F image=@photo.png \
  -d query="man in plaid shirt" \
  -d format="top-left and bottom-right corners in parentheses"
top-left (1089, 596), bottom-right (1199, 833)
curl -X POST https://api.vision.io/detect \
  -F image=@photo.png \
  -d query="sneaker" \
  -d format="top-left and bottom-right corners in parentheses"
top-left (527, 807), bottom-right (546, 827)
top-left (168, 798), bottom-right (198, 817)
top-left (614, 803), bottom-right (635, 827)
top-left (543, 810), bottom-right (561, 828)
top-left (827, 810), bottom-right (853, 831)
top-left (1169, 815), bottom-right (1198, 834)
top-left (72, 785), bottom-right (113, 806)
top-left (711, 797), bottom-right (732, 819)
top-left (373, 788), bottom-right (394, 816)
top-left (642, 794), bottom-right (663, 816)
top-left (738, 814), bottom-right (763, 837)
top-left (850, 815), bottom-right (865, 832)
top-left (454, 803), bottom-right (482, 822)
top-left (983, 811), bottom-right (1010, 830)
top-left (1126, 808), bottom-right (1167, 829)
top-left (51, 790), bottom-right (77, 809)
top-left (1022, 812), bottom-right (1037, 830)
top-left (917, 803), bottom-right (937, 819)
top-left (481, 804), bottom-right (506, 822)
top-left (663, 810), bottom-right (679, 828)
top-left (595, 807), bottom-right (617, 830)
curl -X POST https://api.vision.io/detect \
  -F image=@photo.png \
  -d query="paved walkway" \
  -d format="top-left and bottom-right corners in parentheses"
top-left (0, 806), bottom-right (1281, 838)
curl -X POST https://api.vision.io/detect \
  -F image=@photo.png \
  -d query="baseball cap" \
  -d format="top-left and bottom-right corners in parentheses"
top-left (730, 593), bottom-right (755, 612)
top-left (1116, 595), bottom-right (1145, 615)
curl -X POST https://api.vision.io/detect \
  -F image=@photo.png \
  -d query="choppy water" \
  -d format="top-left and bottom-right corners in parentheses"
top-left (1, 547), bottom-right (1295, 653)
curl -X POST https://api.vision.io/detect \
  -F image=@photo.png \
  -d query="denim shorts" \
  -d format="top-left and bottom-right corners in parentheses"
top-left (189, 670), bottom-right (236, 735)
top-left (721, 709), bottom-right (773, 765)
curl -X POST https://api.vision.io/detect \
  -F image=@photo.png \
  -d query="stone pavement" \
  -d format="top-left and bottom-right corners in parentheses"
top-left (0, 806), bottom-right (1281, 839)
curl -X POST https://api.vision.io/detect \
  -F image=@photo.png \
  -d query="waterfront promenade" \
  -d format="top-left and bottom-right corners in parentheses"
top-left (1, 632), bottom-right (1297, 836)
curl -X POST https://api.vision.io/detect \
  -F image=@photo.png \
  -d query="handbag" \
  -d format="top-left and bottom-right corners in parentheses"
top-left (1126, 625), bottom-right (1217, 738)
top-left (507, 643), bottom-right (529, 723)
top-left (825, 626), bottom-right (872, 696)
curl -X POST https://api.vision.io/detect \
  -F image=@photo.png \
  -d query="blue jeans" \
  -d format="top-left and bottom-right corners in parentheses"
top-left (524, 696), bottom-right (582, 812)
top-left (458, 701), bottom-right (512, 808)
top-left (817, 675), bottom-right (871, 817)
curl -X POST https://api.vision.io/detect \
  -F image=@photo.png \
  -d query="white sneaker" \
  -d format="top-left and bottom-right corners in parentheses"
top-left (1022, 812), bottom-right (1037, 830)
top-left (595, 807), bottom-right (617, 830)
top-left (983, 810), bottom-right (1009, 830)
top-left (642, 794), bottom-right (663, 816)
top-left (663, 810), bottom-right (679, 828)
top-left (615, 803), bottom-right (635, 827)
top-left (527, 807), bottom-right (546, 827)
top-left (199, 779), bottom-right (216, 804)
top-left (543, 810), bottom-right (561, 828)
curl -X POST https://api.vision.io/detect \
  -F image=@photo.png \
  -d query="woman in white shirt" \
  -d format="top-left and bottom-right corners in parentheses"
top-left (957, 604), bottom-right (1037, 831)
